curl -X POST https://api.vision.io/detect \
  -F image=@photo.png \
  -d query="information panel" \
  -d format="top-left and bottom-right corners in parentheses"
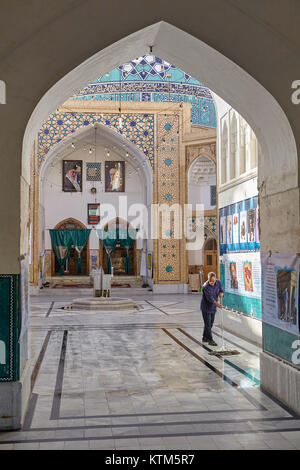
top-left (261, 252), bottom-right (300, 335)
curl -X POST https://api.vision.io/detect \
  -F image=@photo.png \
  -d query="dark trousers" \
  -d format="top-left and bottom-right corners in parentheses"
top-left (202, 310), bottom-right (216, 341)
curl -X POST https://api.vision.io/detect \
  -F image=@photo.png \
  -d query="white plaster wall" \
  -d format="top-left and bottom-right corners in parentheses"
top-left (188, 175), bottom-right (216, 211)
top-left (218, 176), bottom-right (258, 209)
top-left (42, 145), bottom-right (144, 250)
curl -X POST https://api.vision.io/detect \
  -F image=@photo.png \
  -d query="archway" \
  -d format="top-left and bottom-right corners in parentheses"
top-left (99, 217), bottom-right (137, 276)
top-left (4, 19), bottom-right (298, 427)
top-left (187, 153), bottom-right (217, 278)
top-left (51, 218), bottom-right (90, 276)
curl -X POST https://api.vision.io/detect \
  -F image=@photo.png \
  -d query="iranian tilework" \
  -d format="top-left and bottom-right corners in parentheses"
top-left (156, 114), bottom-right (181, 282)
top-left (188, 216), bottom-right (217, 238)
top-left (71, 55), bottom-right (216, 128)
top-left (86, 162), bottom-right (102, 181)
top-left (38, 112), bottom-right (154, 170)
top-left (0, 274), bottom-right (20, 382)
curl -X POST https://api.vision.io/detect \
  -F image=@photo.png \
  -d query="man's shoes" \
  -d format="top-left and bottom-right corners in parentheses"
top-left (208, 340), bottom-right (218, 346)
top-left (202, 338), bottom-right (209, 343)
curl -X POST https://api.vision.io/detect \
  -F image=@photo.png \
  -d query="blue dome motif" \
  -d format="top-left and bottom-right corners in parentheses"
top-left (71, 55), bottom-right (216, 128)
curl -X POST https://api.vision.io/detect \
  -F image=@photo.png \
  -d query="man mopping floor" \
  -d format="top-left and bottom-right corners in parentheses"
top-left (201, 271), bottom-right (224, 346)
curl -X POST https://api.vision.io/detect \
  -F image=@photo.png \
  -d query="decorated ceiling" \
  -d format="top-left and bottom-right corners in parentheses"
top-left (71, 55), bottom-right (216, 128)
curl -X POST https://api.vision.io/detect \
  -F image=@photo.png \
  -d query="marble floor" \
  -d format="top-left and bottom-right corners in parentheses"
top-left (1, 288), bottom-right (300, 450)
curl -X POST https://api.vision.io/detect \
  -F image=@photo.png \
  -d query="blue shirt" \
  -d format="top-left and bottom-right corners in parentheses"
top-left (201, 280), bottom-right (224, 313)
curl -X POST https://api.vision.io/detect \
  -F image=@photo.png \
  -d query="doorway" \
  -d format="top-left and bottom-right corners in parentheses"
top-left (203, 238), bottom-right (217, 281)
top-left (51, 218), bottom-right (90, 276)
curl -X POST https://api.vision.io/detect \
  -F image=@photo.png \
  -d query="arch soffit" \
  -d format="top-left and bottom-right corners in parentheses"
top-left (22, 21), bottom-right (298, 193)
top-left (54, 217), bottom-right (87, 230)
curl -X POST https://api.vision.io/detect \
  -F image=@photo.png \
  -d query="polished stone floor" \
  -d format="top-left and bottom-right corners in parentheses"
top-left (1, 288), bottom-right (300, 450)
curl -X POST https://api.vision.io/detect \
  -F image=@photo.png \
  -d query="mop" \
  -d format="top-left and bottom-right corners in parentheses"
top-left (208, 301), bottom-right (240, 357)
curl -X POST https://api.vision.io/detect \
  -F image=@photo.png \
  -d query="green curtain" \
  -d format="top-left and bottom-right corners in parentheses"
top-left (97, 229), bottom-right (118, 274)
top-left (97, 228), bottom-right (137, 275)
top-left (119, 229), bottom-right (135, 274)
top-left (49, 230), bottom-right (73, 275)
top-left (68, 229), bottom-right (91, 274)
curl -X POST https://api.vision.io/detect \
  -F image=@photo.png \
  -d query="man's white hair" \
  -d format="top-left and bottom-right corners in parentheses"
top-left (208, 272), bottom-right (216, 278)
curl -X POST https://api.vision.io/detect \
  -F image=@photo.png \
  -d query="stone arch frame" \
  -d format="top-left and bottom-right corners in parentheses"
top-left (22, 20), bottom-right (299, 287)
top-left (51, 217), bottom-right (90, 276)
top-left (23, 21), bottom-right (298, 198)
top-left (99, 217), bottom-right (137, 276)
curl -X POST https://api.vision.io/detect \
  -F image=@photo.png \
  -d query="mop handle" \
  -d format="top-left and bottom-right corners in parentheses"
top-left (220, 296), bottom-right (224, 350)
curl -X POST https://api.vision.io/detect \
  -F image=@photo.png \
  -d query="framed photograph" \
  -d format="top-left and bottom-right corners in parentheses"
top-left (63, 160), bottom-right (82, 192)
top-left (105, 161), bottom-right (125, 192)
top-left (88, 203), bottom-right (100, 225)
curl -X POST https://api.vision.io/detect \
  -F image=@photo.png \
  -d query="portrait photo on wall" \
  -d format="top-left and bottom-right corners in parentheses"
top-left (230, 262), bottom-right (238, 289)
top-left (232, 213), bottom-right (239, 244)
top-left (105, 161), bottom-right (125, 192)
top-left (247, 209), bottom-right (256, 242)
top-left (276, 269), bottom-right (297, 325)
top-left (63, 160), bottom-right (82, 192)
top-left (243, 262), bottom-right (253, 292)
top-left (240, 211), bottom-right (247, 243)
top-left (220, 216), bottom-right (226, 244)
top-left (227, 215), bottom-right (233, 244)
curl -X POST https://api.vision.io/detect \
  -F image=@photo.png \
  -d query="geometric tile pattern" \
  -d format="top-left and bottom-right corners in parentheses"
top-left (38, 112), bottom-right (155, 170)
top-left (71, 55), bottom-right (216, 128)
top-left (156, 114), bottom-right (181, 281)
top-left (188, 216), bottom-right (217, 239)
top-left (86, 163), bottom-right (102, 181)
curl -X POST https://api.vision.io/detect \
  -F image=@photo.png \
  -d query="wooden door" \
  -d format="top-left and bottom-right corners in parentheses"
top-left (203, 238), bottom-right (218, 282)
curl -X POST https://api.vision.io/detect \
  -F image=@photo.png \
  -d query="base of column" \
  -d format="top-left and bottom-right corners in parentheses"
top-left (152, 283), bottom-right (189, 294)
top-left (0, 360), bottom-right (31, 430)
top-left (260, 352), bottom-right (300, 414)
top-left (221, 309), bottom-right (262, 346)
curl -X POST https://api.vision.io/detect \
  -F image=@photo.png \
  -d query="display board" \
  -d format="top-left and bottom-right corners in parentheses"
top-left (222, 252), bottom-right (262, 318)
top-left (223, 252), bottom-right (261, 298)
top-left (219, 196), bottom-right (260, 254)
top-left (261, 252), bottom-right (300, 335)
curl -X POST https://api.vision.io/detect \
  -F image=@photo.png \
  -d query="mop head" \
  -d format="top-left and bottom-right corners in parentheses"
top-left (208, 349), bottom-right (240, 357)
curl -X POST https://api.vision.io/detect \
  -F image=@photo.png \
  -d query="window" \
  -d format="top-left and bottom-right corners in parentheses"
top-left (210, 185), bottom-right (216, 206)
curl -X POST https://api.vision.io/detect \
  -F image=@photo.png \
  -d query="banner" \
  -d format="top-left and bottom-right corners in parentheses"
top-left (219, 196), bottom-right (259, 254)
top-left (261, 252), bottom-right (300, 334)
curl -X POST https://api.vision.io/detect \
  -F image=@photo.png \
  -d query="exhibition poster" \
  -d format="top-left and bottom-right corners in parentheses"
top-left (223, 252), bottom-right (261, 300)
top-left (261, 252), bottom-right (299, 335)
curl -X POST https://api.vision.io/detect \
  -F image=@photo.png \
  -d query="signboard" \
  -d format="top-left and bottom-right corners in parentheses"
top-left (261, 252), bottom-right (300, 335)
top-left (88, 203), bottom-right (100, 225)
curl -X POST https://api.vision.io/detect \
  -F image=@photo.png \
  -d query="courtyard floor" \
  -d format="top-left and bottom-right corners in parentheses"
top-left (0, 288), bottom-right (300, 450)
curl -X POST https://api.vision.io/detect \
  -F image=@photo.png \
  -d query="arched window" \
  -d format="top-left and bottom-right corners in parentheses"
top-left (230, 113), bottom-right (237, 180)
top-left (221, 121), bottom-right (228, 184)
top-left (239, 116), bottom-right (246, 175)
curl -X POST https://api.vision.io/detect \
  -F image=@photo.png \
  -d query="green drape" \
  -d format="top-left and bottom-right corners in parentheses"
top-left (49, 230), bottom-right (73, 275)
top-left (50, 229), bottom-right (91, 275)
top-left (97, 229), bottom-right (118, 274)
top-left (68, 229), bottom-right (91, 274)
top-left (119, 229), bottom-right (135, 274)
top-left (97, 228), bottom-right (137, 274)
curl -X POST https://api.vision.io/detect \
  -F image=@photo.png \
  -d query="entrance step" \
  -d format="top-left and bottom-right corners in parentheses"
top-left (110, 276), bottom-right (143, 288)
top-left (44, 275), bottom-right (144, 288)
top-left (45, 276), bottom-right (92, 288)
